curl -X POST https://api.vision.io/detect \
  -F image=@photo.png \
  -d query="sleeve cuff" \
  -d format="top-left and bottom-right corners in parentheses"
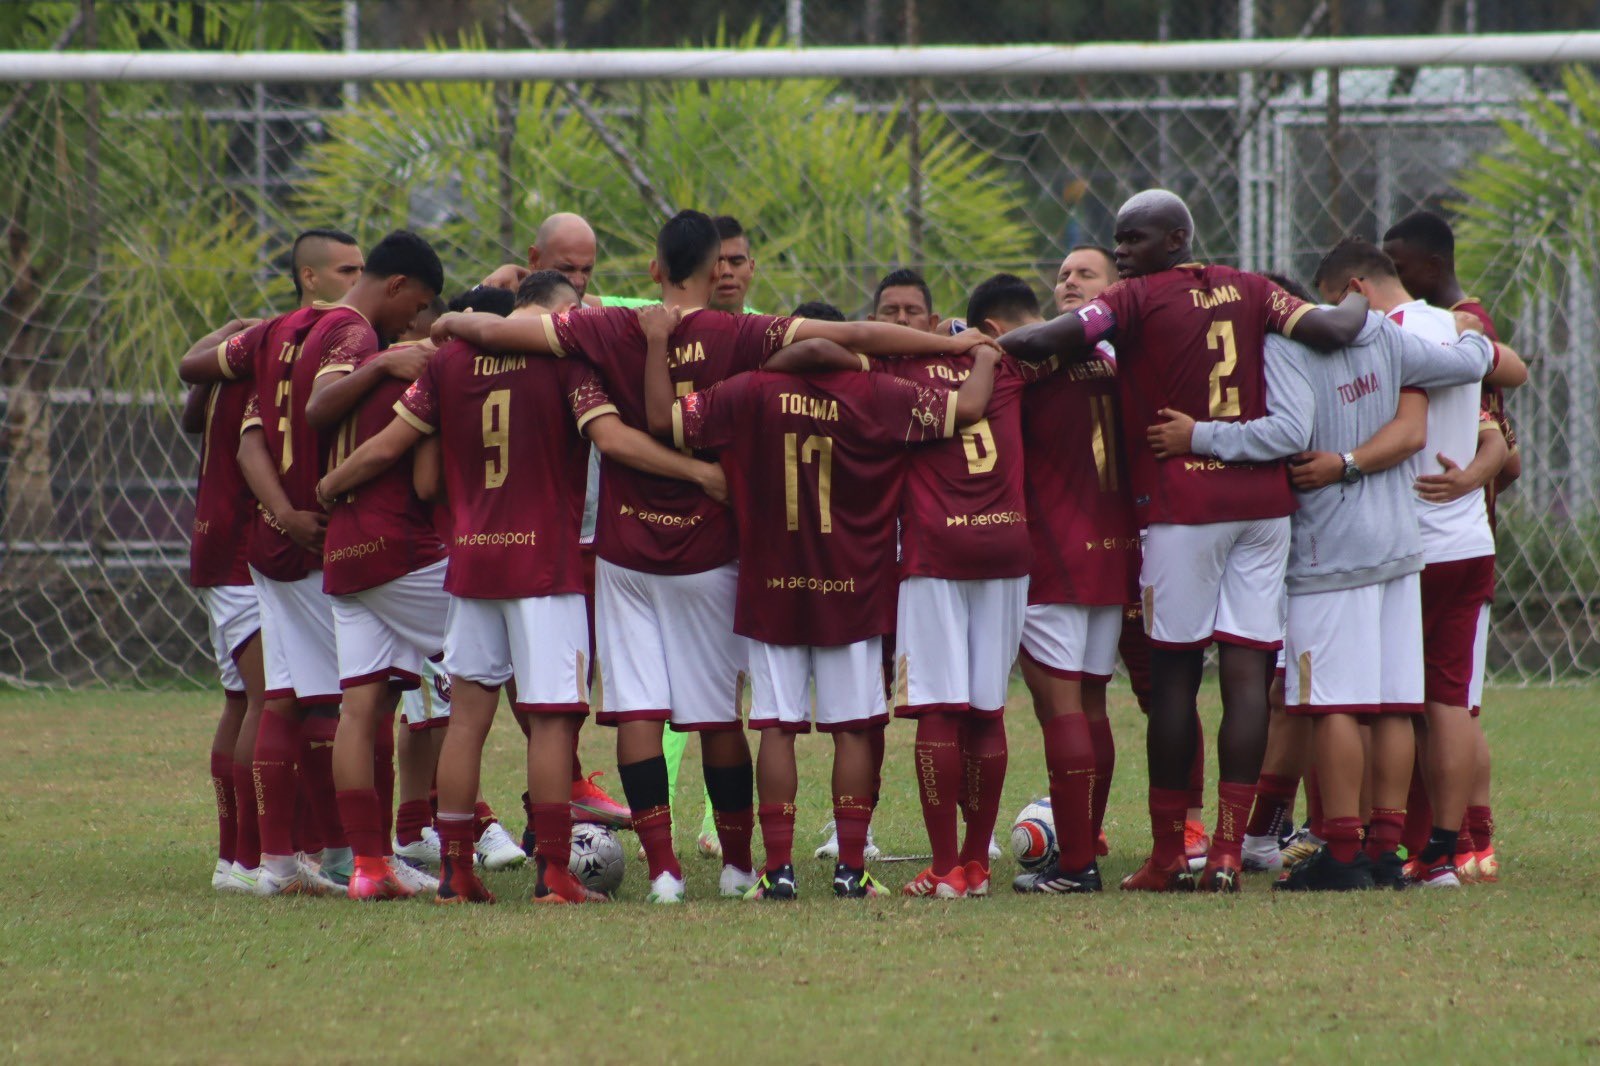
top-left (541, 314), bottom-right (567, 358)
top-left (216, 341), bottom-right (237, 380)
top-left (240, 415), bottom-right (262, 432)
top-left (1190, 422), bottom-right (1217, 456)
top-left (671, 400), bottom-right (686, 451)
top-left (783, 317), bottom-right (805, 348)
top-left (1280, 303), bottom-right (1312, 338)
top-left (392, 402), bottom-right (435, 434)
top-left (315, 363), bottom-right (354, 380)
top-left (575, 403), bottom-right (619, 435)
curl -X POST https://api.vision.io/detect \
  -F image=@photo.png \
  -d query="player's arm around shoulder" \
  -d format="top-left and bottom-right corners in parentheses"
top-left (1285, 290), bottom-right (1368, 350)
top-left (177, 316), bottom-right (262, 384)
top-left (306, 340), bottom-right (433, 431)
top-left (431, 309), bottom-right (560, 356)
top-left (639, 302), bottom-right (682, 438)
top-left (951, 342), bottom-right (1002, 428)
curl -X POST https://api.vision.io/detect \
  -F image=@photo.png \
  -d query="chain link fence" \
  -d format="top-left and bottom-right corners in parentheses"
top-left (2, 18), bottom-right (1597, 686)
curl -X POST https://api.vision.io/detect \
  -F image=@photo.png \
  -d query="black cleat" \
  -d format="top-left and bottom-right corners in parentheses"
top-left (1274, 846), bottom-right (1375, 892)
top-left (744, 863), bottom-right (798, 901)
top-left (831, 863), bottom-right (885, 898)
top-left (1370, 850), bottom-right (1407, 890)
top-left (1013, 860), bottom-right (1103, 894)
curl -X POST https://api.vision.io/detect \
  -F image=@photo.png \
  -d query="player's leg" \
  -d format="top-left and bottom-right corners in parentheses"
top-left (700, 729), bottom-right (757, 895)
top-left (569, 541), bottom-right (631, 831)
top-left (228, 631), bottom-right (266, 889)
top-left (745, 640), bottom-right (811, 900)
top-left (394, 661), bottom-right (446, 867)
top-left (816, 638), bottom-right (890, 899)
top-left (1244, 659), bottom-right (1310, 871)
top-left (203, 585), bottom-right (258, 891)
top-left (1363, 576), bottom-right (1424, 887)
top-left (1464, 604), bottom-right (1495, 880)
top-left (955, 579), bottom-right (1025, 879)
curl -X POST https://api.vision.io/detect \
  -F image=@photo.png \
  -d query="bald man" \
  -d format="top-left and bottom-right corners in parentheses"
top-left (531, 213), bottom-right (598, 300)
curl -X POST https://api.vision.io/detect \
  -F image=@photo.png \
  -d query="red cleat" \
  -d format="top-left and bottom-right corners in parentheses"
top-left (434, 859), bottom-right (495, 905)
top-left (1095, 829), bottom-right (1110, 857)
top-left (963, 860), bottom-right (991, 897)
top-left (1120, 854), bottom-right (1197, 893)
top-left (1475, 847), bottom-right (1499, 883)
top-left (533, 856), bottom-right (607, 904)
top-left (347, 861), bottom-right (413, 901)
top-left (902, 865), bottom-right (968, 899)
top-left (571, 771), bottom-right (632, 829)
top-left (1183, 820), bottom-right (1210, 871)
top-left (1197, 854), bottom-right (1242, 893)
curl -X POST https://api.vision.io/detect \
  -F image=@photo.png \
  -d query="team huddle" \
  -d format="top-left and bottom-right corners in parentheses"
top-left (179, 191), bottom-right (1523, 903)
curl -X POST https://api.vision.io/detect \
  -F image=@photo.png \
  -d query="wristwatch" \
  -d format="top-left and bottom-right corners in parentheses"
top-left (1340, 452), bottom-right (1363, 483)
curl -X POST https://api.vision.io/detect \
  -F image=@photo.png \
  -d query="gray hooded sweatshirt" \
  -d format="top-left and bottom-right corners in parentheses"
top-left (1190, 314), bottom-right (1493, 595)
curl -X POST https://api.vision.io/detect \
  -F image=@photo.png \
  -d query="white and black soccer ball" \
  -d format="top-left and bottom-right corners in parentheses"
top-left (569, 823), bottom-right (625, 897)
top-left (1010, 797), bottom-right (1058, 872)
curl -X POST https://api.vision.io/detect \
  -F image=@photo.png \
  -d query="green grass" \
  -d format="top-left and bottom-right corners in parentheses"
top-left (4, 683), bottom-right (1599, 1064)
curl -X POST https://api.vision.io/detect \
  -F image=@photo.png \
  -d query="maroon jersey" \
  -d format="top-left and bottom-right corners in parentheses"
top-left (1020, 348), bottom-right (1140, 606)
top-left (189, 380), bottom-right (254, 588)
top-left (874, 353), bottom-right (1030, 581)
top-left (1076, 264), bottom-right (1310, 525)
top-left (547, 305), bottom-right (800, 575)
top-left (396, 340), bottom-right (611, 600)
top-left (322, 345), bottom-right (448, 596)
top-left (220, 303), bottom-right (361, 581)
top-left (1451, 297), bottom-right (1516, 528)
top-left (674, 369), bottom-right (955, 647)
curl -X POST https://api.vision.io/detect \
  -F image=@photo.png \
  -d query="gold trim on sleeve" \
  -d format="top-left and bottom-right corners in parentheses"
top-left (541, 314), bottom-right (567, 358)
top-left (1281, 302), bottom-right (1312, 338)
top-left (575, 404), bottom-right (619, 434)
top-left (392, 402), bottom-right (436, 435)
top-left (671, 400), bottom-right (686, 451)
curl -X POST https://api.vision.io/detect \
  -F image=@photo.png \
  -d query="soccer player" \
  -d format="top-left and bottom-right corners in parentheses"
top-left (709, 214), bottom-right (756, 313)
top-left (646, 311), bottom-right (1003, 899)
top-left (1149, 246), bottom-right (1502, 891)
top-left (998, 189), bottom-right (1370, 892)
top-left (432, 210), bottom-right (996, 902)
top-left (793, 300), bottom-right (846, 321)
top-left (967, 273), bottom-right (1137, 895)
top-left (178, 230), bottom-right (443, 896)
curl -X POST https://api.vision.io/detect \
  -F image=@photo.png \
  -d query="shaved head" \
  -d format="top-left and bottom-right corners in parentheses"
top-left (529, 212), bottom-right (597, 298)
top-left (1111, 189), bottom-right (1196, 279)
top-left (1117, 189), bottom-right (1194, 239)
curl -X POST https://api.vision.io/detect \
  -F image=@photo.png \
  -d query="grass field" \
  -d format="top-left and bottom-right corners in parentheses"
top-left (4, 682), bottom-right (1599, 1064)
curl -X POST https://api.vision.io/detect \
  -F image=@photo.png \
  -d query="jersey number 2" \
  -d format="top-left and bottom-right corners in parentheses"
top-left (784, 433), bottom-right (833, 533)
top-left (1207, 320), bottom-right (1242, 418)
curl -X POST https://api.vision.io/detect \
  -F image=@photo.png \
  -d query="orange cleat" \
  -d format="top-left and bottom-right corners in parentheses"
top-left (963, 860), bottom-right (991, 897)
top-left (1197, 854), bottom-right (1242, 893)
top-left (1454, 851), bottom-right (1481, 884)
top-left (347, 861), bottom-right (414, 901)
top-left (1475, 847), bottom-right (1499, 883)
top-left (1120, 854), bottom-right (1197, 893)
top-left (902, 865), bottom-right (968, 899)
top-left (1096, 829), bottom-right (1110, 857)
top-left (533, 856), bottom-right (606, 904)
top-left (1183, 820), bottom-right (1210, 872)
top-left (571, 772), bottom-right (631, 829)
top-left (434, 859), bottom-right (496, 905)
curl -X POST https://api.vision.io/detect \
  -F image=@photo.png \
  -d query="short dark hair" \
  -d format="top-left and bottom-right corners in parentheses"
top-left (1383, 210), bottom-right (1455, 259)
top-left (515, 269), bottom-right (579, 310)
top-left (289, 228), bottom-right (358, 298)
top-left (873, 268), bottom-right (933, 314)
top-left (966, 273), bottom-right (1040, 328)
top-left (425, 295), bottom-right (447, 317)
top-left (1067, 244), bottom-right (1117, 272)
top-left (712, 215), bottom-right (745, 242)
top-left (656, 210), bottom-right (722, 285)
top-left (1311, 237), bottom-right (1397, 294)
top-left (365, 229), bottom-right (445, 297)
top-left (447, 284), bottom-right (515, 318)
top-left (1260, 271), bottom-right (1316, 304)
top-left (792, 300), bottom-right (845, 321)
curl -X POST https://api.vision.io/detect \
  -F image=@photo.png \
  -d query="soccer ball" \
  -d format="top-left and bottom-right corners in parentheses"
top-left (1009, 798), bottom-right (1058, 872)
top-left (569, 823), bottom-right (625, 897)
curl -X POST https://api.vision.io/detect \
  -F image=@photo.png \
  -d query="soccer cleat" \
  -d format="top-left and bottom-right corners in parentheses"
top-left (1274, 847), bottom-right (1375, 892)
top-left (475, 821), bottom-right (527, 871)
top-left (319, 848), bottom-right (354, 888)
top-left (1475, 847), bottom-right (1499, 883)
top-left (388, 855), bottom-right (440, 895)
top-left (226, 863), bottom-right (262, 894)
top-left (1197, 854), bottom-right (1243, 893)
top-left (744, 864), bottom-right (798, 901)
top-left (393, 826), bottom-right (441, 868)
top-left (533, 856), bottom-right (605, 904)
top-left (1401, 857), bottom-right (1461, 888)
top-left (1454, 851), bottom-right (1481, 884)
top-left (1241, 833), bottom-right (1283, 872)
top-left (1120, 855), bottom-right (1196, 893)
top-left (1279, 826), bottom-right (1324, 870)
top-left (813, 820), bottom-right (881, 861)
top-left (718, 865), bottom-right (758, 898)
top-left (1096, 829), bottom-right (1110, 857)
top-left (1014, 860), bottom-right (1102, 894)
top-left (252, 857), bottom-right (339, 898)
top-left (347, 864), bottom-right (413, 901)
top-left (434, 859), bottom-right (495, 905)
top-left (646, 871), bottom-right (686, 904)
top-left (832, 863), bottom-right (885, 898)
top-left (212, 858), bottom-right (233, 892)
top-left (571, 771), bottom-right (632, 829)
top-left (697, 832), bottom-right (724, 861)
top-left (963, 860), bottom-right (991, 897)
top-left (1184, 820), bottom-right (1211, 872)
top-left (902, 865), bottom-right (968, 899)
top-left (988, 834), bottom-right (1002, 862)
top-left (1370, 850), bottom-right (1407, 890)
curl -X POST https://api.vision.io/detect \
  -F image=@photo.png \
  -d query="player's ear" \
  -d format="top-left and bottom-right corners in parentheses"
top-left (386, 274), bottom-right (407, 298)
top-left (526, 244), bottom-right (539, 270)
top-left (648, 258), bottom-right (664, 286)
top-left (1168, 227), bottom-right (1189, 253)
top-left (980, 317), bottom-right (1003, 338)
top-left (928, 313), bottom-right (942, 331)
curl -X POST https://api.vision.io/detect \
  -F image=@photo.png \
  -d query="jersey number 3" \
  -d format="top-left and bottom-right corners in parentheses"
top-left (1207, 320), bottom-right (1242, 418)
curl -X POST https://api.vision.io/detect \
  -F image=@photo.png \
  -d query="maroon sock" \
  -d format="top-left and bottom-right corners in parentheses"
top-left (374, 711), bottom-right (395, 845)
top-left (1305, 766), bottom-right (1325, 839)
top-left (958, 716), bottom-right (1008, 866)
top-left (1455, 825), bottom-right (1475, 858)
top-left (571, 731), bottom-right (583, 784)
top-left (633, 804), bottom-right (681, 880)
top-left (232, 757), bottom-right (261, 868)
top-left (1086, 715), bottom-right (1115, 837)
top-left (530, 802), bottom-right (571, 870)
top-left (1042, 713), bottom-right (1096, 871)
top-left (395, 800), bottom-right (431, 846)
top-left (300, 715), bottom-right (345, 851)
top-left (294, 750), bottom-right (320, 855)
top-left (1186, 715), bottom-right (1205, 810)
top-left (1245, 773), bottom-right (1298, 838)
top-left (1367, 806), bottom-right (1405, 861)
top-left (473, 800), bottom-right (497, 840)
top-left (914, 714), bottom-right (964, 874)
top-left (209, 751), bottom-right (237, 864)
top-left (1149, 787), bottom-right (1189, 867)
top-left (252, 710), bottom-right (301, 857)
top-left (834, 798), bottom-right (874, 869)
top-left (436, 810), bottom-right (475, 869)
top-left (1467, 805), bottom-right (1494, 852)
top-left (713, 807), bottom-right (755, 872)
top-left (758, 802), bottom-right (796, 871)
top-left (1325, 815), bottom-right (1364, 864)
top-left (335, 788), bottom-right (386, 861)
top-left (1402, 765), bottom-right (1431, 855)
top-left (1210, 780), bottom-right (1255, 863)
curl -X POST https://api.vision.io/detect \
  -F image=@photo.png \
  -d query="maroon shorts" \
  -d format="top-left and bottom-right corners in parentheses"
top-left (1420, 555), bottom-right (1494, 711)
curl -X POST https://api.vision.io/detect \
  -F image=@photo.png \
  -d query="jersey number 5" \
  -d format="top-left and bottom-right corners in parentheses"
top-left (1207, 320), bottom-right (1242, 418)
top-left (482, 389), bottom-right (510, 489)
top-left (784, 432), bottom-right (833, 533)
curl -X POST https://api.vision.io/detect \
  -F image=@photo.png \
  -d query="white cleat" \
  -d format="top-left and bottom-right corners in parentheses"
top-left (387, 855), bottom-right (440, 894)
top-left (814, 821), bottom-right (882, 861)
top-left (212, 858), bottom-right (234, 891)
top-left (393, 826), bottom-right (441, 868)
top-left (476, 822), bottom-right (527, 871)
top-left (647, 871), bottom-right (686, 903)
top-left (226, 863), bottom-right (261, 894)
top-left (719, 865), bottom-right (758, 898)
top-left (987, 834), bottom-right (1002, 862)
top-left (697, 832), bottom-right (724, 861)
top-left (252, 856), bottom-right (339, 897)
top-left (1242, 833), bottom-right (1284, 872)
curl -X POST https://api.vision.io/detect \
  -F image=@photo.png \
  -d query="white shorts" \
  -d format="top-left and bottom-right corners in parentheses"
top-left (400, 655), bottom-right (453, 731)
top-left (749, 637), bottom-right (888, 734)
top-left (1140, 518), bottom-right (1290, 650)
top-left (1284, 572), bottom-right (1424, 716)
top-left (1019, 602), bottom-right (1123, 682)
top-left (202, 585), bottom-right (260, 696)
top-left (893, 576), bottom-right (1025, 716)
top-left (1467, 603), bottom-right (1490, 717)
top-left (331, 559), bottom-right (450, 690)
top-left (251, 567), bottom-right (340, 707)
top-left (443, 594), bottom-right (589, 714)
top-left (594, 559), bottom-right (748, 732)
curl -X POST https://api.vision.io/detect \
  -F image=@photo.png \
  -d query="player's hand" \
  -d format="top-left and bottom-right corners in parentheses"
top-left (1414, 453), bottom-right (1480, 502)
top-left (968, 340), bottom-right (1002, 364)
top-left (637, 303), bottom-right (680, 343)
top-left (430, 311), bottom-right (463, 345)
top-left (480, 263), bottom-right (529, 291)
top-left (693, 461), bottom-right (730, 506)
top-left (314, 479), bottom-right (337, 512)
top-left (946, 329), bottom-right (996, 355)
top-left (280, 508), bottom-right (328, 551)
top-left (1288, 450), bottom-right (1343, 490)
top-left (1146, 408), bottom-right (1196, 459)
top-left (1453, 310), bottom-right (1484, 335)
top-left (381, 344), bottom-right (431, 382)
top-left (226, 316), bottom-right (263, 334)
